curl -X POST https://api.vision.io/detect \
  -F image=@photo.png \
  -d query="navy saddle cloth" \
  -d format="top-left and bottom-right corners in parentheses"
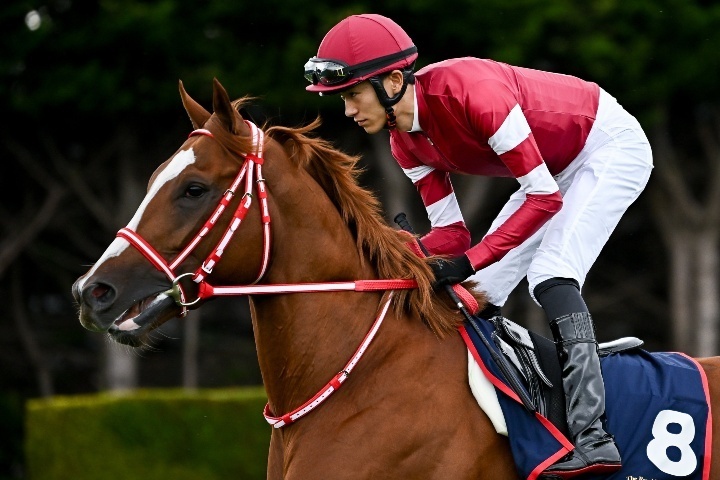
top-left (460, 316), bottom-right (712, 480)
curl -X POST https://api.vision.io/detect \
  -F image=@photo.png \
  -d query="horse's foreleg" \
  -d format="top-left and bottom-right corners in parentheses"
top-left (267, 430), bottom-right (284, 480)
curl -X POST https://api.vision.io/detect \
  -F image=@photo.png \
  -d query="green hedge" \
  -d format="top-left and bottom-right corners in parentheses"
top-left (25, 387), bottom-right (271, 480)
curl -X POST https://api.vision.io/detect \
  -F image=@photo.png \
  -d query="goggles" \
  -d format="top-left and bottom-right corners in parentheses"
top-left (304, 58), bottom-right (353, 86)
top-left (303, 46), bottom-right (418, 88)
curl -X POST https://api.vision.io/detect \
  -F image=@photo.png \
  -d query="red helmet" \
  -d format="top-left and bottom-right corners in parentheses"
top-left (304, 14), bottom-right (418, 94)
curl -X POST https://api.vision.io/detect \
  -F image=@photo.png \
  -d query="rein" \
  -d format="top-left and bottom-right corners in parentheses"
top-left (115, 120), bottom-right (419, 427)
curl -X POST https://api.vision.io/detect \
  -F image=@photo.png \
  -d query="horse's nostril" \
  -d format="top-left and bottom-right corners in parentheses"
top-left (91, 284), bottom-right (110, 299)
top-left (82, 282), bottom-right (116, 308)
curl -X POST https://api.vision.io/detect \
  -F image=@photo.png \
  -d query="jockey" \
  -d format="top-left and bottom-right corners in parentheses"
top-left (303, 13), bottom-right (652, 479)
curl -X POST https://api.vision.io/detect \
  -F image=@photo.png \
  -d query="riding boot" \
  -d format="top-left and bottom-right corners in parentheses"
top-left (541, 312), bottom-right (621, 479)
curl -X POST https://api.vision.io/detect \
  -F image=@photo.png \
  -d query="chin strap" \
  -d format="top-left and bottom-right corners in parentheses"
top-left (368, 68), bottom-right (415, 130)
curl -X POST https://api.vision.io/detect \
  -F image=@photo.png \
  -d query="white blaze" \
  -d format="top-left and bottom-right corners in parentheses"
top-left (77, 148), bottom-right (197, 289)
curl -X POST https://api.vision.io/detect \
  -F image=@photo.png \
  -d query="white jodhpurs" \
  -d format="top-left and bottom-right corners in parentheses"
top-left (471, 89), bottom-right (654, 306)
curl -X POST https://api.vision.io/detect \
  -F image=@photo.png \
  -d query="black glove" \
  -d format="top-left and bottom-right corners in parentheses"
top-left (478, 302), bottom-right (502, 319)
top-left (430, 255), bottom-right (475, 289)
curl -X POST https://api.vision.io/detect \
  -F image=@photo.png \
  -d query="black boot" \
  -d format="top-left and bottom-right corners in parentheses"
top-left (541, 312), bottom-right (621, 479)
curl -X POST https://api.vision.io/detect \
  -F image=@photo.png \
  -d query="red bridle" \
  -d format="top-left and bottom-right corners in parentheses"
top-left (117, 121), bottom-right (271, 316)
top-left (114, 120), bottom-right (434, 428)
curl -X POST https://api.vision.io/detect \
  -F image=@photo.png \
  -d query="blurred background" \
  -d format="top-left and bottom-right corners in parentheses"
top-left (3, 0), bottom-right (720, 477)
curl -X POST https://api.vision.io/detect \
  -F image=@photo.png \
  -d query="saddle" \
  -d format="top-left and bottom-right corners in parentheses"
top-left (485, 315), bottom-right (644, 436)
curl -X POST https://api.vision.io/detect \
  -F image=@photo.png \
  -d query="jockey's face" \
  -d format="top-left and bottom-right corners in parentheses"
top-left (340, 81), bottom-right (388, 134)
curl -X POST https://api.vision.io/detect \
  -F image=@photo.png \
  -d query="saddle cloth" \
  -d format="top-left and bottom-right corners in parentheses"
top-left (461, 317), bottom-right (712, 480)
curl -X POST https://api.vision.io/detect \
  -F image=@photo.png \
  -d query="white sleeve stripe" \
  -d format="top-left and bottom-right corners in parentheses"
top-left (488, 104), bottom-right (532, 155)
top-left (402, 165), bottom-right (435, 183)
top-left (427, 192), bottom-right (465, 227)
top-left (517, 163), bottom-right (559, 195)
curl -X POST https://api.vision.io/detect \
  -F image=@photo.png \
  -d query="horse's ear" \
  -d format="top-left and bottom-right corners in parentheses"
top-left (212, 78), bottom-right (250, 136)
top-left (179, 80), bottom-right (211, 129)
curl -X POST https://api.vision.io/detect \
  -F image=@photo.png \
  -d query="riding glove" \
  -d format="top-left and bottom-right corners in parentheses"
top-left (430, 255), bottom-right (475, 289)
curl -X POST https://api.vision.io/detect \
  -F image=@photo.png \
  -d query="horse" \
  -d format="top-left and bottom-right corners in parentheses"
top-left (73, 79), bottom-right (720, 479)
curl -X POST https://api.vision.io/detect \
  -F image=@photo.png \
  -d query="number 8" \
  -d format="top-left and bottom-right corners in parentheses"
top-left (646, 409), bottom-right (697, 476)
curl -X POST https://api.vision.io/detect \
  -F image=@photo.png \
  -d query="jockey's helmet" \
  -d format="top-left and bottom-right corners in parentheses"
top-left (304, 14), bottom-right (417, 128)
top-left (304, 14), bottom-right (417, 95)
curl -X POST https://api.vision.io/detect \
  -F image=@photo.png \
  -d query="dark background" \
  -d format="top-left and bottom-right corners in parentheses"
top-left (3, 1), bottom-right (720, 477)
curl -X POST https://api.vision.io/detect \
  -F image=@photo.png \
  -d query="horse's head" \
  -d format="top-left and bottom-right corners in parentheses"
top-left (72, 79), bottom-right (267, 346)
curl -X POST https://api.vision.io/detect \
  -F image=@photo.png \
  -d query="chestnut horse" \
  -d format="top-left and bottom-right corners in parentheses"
top-left (73, 79), bottom-right (720, 479)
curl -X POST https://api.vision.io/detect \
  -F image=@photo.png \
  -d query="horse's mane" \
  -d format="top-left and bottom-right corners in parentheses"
top-left (266, 118), bottom-right (487, 337)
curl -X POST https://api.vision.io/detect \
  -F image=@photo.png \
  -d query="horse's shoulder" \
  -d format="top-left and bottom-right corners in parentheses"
top-left (696, 356), bottom-right (720, 373)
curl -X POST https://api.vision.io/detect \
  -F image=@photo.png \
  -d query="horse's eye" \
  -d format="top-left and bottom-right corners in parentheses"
top-left (184, 185), bottom-right (206, 198)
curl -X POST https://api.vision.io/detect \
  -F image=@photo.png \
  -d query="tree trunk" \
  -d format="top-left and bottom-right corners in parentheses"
top-left (182, 309), bottom-right (202, 390)
top-left (650, 108), bottom-right (720, 356)
top-left (11, 266), bottom-right (54, 397)
top-left (663, 229), bottom-right (719, 356)
top-left (103, 342), bottom-right (138, 392)
top-left (695, 231), bottom-right (719, 356)
top-left (667, 231), bottom-right (694, 353)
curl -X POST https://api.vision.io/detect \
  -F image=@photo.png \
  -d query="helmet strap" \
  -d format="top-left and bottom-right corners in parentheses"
top-left (368, 69), bottom-right (415, 130)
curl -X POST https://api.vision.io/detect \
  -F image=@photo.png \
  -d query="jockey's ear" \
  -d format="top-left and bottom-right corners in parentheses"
top-left (212, 78), bottom-right (250, 136)
top-left (178, 80), bottom-right (211, 129)
top-left (387, 70), bottom-right (405, 95)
